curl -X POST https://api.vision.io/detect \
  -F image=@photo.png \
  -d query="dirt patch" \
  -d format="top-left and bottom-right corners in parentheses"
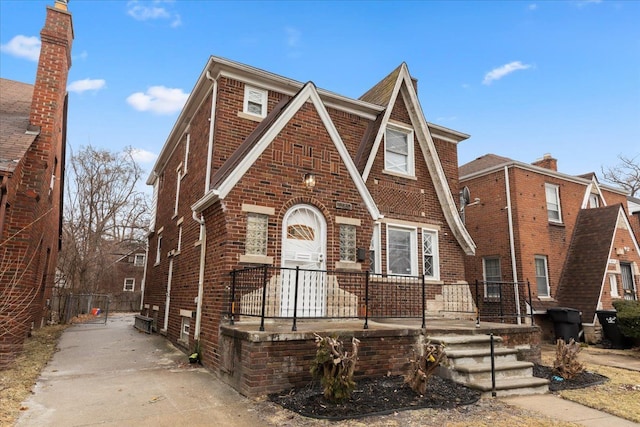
top-left (0, 324), bottom-right (67, 426)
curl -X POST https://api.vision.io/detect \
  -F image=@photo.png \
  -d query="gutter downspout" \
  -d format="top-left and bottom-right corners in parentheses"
top-left (204, 71), bottom-right (218, 193)
top-left (504, 166), bottom-right (521, 324)
top-left (0, 175), bottom-right (8, 240)
top-left (193, 211), bottom-right (206, 341)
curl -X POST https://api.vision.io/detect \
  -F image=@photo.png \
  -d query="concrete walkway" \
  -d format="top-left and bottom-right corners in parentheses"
top-left (18, 313), bottom-right (640, 426)
top-left (17, 314), bottom-right (266, 427)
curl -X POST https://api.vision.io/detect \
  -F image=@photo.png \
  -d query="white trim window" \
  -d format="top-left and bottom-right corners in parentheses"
top-left (384, 124), bottom-right (414, 176)
top-left (369, 223), bottom-right (381, 274)
top-left (183, 133), bottom-right (190, 175)
top-left (174, 169), bottom-right (182, 217)
top-left (123, 278), bottom-right (135, 292)
top-left (134, 254), bottom-right (145, 267)
top-left (422, 228), bottom-right (439, 280)
top-left (180, 316), bottom-right (190, 342)
top-left (155, 235), bottom-right (162, 265)
top-left (588, 193), bottom-right (600, 208)
top-left (246, 213), bottom-right (268, 255)
top-left (609, 274), bottom-right (619, 297)
top-left (387, 224), bottom-right (417, 276)
top-left (339, 224), bottom-right (357, 262)
top-left (483, 257), bottom-right (501, 298)
top-left (535, 255), bottom-right (550, 297)
top-left (244, 85), bottom-right (268, 118)
top-left (545, 183), bottom-right (562, 223)
top-left (177, 224), bottom-right (183, 253)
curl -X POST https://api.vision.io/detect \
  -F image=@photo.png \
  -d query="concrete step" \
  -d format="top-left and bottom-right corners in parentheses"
top-left (467, 376), bottom-right (550, 398)
top-left (428, 334), bottom-right (502, 351)
top-left (445, 347), bottom-right (518, 366)
top-left (449, 360), bottom-right (534, 384)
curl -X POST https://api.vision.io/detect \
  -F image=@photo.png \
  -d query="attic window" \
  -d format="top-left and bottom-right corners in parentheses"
top-left (384, 124), bottom-right (414, 176)
top-left (244, 85), bottom-right (267, 118)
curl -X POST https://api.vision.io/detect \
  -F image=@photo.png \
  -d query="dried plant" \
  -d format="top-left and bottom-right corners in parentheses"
top-left (553, 338), bottom-right (585, 380)
top-left (310, 333), bottom-right (360, 403)
top-left (405, 340), bottom-right (446, 395)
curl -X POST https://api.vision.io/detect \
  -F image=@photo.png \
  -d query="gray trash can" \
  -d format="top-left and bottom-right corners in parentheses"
top-left (547, 307), bottom-right (581, 343)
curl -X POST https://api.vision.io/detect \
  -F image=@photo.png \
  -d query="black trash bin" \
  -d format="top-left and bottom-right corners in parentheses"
top-left (547, 307), bottom-right (581, 343)
top-left (596, 310), bottom-right (627, 349)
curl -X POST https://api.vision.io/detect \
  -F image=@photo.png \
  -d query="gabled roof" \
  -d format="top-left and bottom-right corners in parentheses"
top-left (359, 65), bottom-right (402, 106)
top-left (358, 63), bottom-right (475, 255)
top-left (192, 82), bottom-right (381, 220)
top-left (556, 204), bottom-right (623, 323)
top-left (459, 154), bottom-right (512, 177)
top-left (0, 78), bottom-right (39, 174)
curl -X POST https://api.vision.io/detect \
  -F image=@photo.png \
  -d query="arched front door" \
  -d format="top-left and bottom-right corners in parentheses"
top-left (280, 204), bottom-right (326, 317)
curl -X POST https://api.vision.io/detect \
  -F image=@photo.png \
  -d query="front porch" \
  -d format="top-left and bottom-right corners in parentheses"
top-left (218, 316), bottom-right (542, 398)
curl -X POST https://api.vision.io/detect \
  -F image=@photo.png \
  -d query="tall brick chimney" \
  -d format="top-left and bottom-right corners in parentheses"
top-left (29, 0), bottom-right (73, 138)
top-left (532, 153), bottom-right (558, 171)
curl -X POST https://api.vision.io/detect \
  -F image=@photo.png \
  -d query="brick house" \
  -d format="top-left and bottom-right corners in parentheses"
top-left (95, 244), bottom-right (146, 311)
top-left (0, 0), bottom-right (73, 368)
top-left (459, 153), bottom-right (639, 343)
top-left (142, 56), bottom-right (483, 395)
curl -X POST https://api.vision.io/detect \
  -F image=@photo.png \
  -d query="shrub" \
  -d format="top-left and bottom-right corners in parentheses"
top-left (310, 333), bottom-right (360, 403)
top-left (553, 338), bottom-right (584, 380)
top-left (612, 300), bottom-right (640, 340)
top-left (405, 340), bottom-right (446, 395)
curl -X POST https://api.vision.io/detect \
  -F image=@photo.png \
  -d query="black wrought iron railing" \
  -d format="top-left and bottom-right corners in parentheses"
top-left (227, 266), bottom-right (532, 331)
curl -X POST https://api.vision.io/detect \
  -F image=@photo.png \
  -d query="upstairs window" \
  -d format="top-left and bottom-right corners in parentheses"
top-left (384, 124), bottom-right (414, 176)
top-left (155, 235), bottom-right (162, 265)
top-left (589, 193), bottom-right (600, 208)
top-left (244, 86), bottom-right (267, 118)
top-left (545, 183), bottom-right (562, 223)
top-left (134, 254), bottom-right (145, 267)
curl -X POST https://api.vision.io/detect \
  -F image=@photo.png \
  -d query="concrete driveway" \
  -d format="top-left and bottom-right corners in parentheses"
top-left (17, 313), bottom-right (268, 427)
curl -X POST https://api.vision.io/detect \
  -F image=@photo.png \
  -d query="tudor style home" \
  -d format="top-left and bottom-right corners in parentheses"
top-left (142, 56), bottom-right (485, 395)
top-left (0, 0), bottom-right (73, 368)
top-left (459, 153), bottom-right (639, 343)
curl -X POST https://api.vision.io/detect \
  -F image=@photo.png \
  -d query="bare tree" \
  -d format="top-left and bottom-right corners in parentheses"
top-left (601, 154), bottom-right (640, 197)
top-left (57, 146), bottom-right (149, 296)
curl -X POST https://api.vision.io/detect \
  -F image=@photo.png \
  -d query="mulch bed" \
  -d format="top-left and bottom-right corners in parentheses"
top-left (269, 365), bottom-right (609, 420)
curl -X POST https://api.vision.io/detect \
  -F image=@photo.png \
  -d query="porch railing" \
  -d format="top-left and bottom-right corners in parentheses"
top-left (227, 266), bottom-right (532, 331)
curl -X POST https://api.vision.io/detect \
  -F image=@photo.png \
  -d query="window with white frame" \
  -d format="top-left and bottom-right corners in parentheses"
top-left (422, 229), bottom-right (439, 279)
top-left (155, 235), bottom-right (162, 265)
top-left (245, 213), bottom-right (268, 255)
top-left (244, 86), bottom-right (267, 118)
top-left (339, 224), bottom-right (357, 262)
top-left (589, 193), bottom-right (600, 208)
top-left (387, 225), bottom-right (417, 276)
top-left (545, 183), bottom-right (562, 223)
top-left (483, 257), bottom-right (501, 298)
top-left (123, 278), bottom-right (135, 292)
top-left (180, 316), bottom-right (190, 342)
top-left (535, 255), bottom-right (550, 297)
top-left (177, 224), bottom-right (183, 253)
top-left (369, 223), bottom-right (381, 274)
top-left (174, 169), bottom-right (182, 217)
top-left (134, 254), bottom-right (145, 267)
top-left (384, 125), bottom-right (414, 176)
top-left (183, 133), bottom-right (190, 175)
top-left (609, 274), bottom-right (619, 297)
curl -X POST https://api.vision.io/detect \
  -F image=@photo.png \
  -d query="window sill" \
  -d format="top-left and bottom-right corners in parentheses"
top-left (334, 261), bottom-right (361, 271)
top-left (239, 254), bottom-right (273, 265)
top-left (382, 169), bottom-right (417, 180)
top-left (237, 111), bottom-right (264, 122)
top-left (194, 240), bottom-right (202, 247)
top-left (548, 221), bottom-right (565, 227)
top-left (370, 275), bottom-right (420, 283)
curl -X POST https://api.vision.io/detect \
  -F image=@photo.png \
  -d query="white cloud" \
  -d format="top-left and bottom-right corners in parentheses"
top-left (0, 35), bottom-right (41, 61)
top-left (129, 148), bottom-right (157, 164)
top-left (575, 0), bottom-right (602, 7)
top-left (285, 27), bottom-right (301, 47)
top-left (528, 4), bottom-right (538, 11)
top-left (67, 78), bottom-right (106, 94)
top-left (126, 0), bottom-right (181, 27)
top-left (126, 86), bottom-right (189, 114)
top-left (482, 61), bottom-right (532, 85)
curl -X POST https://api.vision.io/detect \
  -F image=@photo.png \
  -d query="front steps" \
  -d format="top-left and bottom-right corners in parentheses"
top-left (429, 334), bottom-right (549, 398)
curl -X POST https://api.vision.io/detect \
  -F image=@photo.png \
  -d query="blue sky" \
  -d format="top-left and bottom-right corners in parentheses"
top-left (1, 0), bottom-right (639, 188)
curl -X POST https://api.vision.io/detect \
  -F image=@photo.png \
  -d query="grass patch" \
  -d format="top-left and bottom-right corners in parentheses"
top-left (559, 363), bottom-right (640, 423)
top-left (0, 324), bottom-right (67, 426)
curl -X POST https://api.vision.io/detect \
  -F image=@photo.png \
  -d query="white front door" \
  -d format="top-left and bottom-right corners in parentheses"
top-left (281, 204), bottom-right (326, 317)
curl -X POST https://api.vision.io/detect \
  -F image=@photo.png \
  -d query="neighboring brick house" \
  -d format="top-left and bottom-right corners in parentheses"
top-left (0, 0), bottom-right (73, 368)
top-left (94, 245), bottom-right (146, 311)
top-left (142, 57), bottom-right (476, 391)
top-left (459, 153), bottom-right (639, 342)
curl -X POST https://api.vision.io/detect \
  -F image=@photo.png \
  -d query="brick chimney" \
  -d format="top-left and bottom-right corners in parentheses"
top-left (532, 153), bottom-right (558, 171)
top-left (29, 0), bottom-right (74, 138)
